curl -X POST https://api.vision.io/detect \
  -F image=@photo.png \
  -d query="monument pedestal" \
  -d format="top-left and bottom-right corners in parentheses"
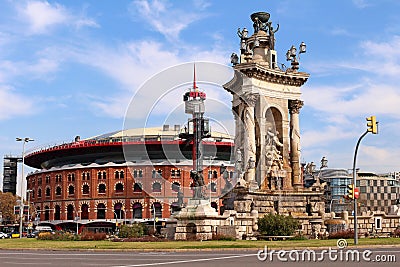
top-left (174, 199), bottom-right (220, 241)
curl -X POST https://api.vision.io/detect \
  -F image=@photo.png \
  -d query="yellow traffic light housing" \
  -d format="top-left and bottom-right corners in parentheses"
top-left (366, 116), bottom-right (378, 134)
top-left (347, 184), bottom-right (355, 199)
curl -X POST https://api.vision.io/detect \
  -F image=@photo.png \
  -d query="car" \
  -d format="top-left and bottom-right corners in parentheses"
top-left (27, 231), bottom-right (39, 238)
top-left (11, 232), bottom-right (20, 238)
top-left (0, 232), bottom-right (9, 239)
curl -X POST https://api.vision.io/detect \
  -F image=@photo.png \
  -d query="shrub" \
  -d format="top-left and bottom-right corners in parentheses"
top-left (257, 213), bottom-right (299, 236)
top-left (80, 232), bottom-right (107, 241)
top-left (328, 229), bottom-right (354, 239)
top-left (112, 236), bottom-right (166, 242)
top-left (118, 223), bottom-right (146, 238)
top-left (37, 231), bottom-right (79, 241)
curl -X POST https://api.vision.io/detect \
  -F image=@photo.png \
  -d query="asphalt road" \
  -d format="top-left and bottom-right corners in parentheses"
top-left (0, 247), bottom-right (398, 267)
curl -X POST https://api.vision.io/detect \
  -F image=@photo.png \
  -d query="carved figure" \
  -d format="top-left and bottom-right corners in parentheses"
top-left (237, 28), bottom-right (248, 52)
top-left (266, 128), bottom-right (283, 167)
top-left (230, 53), bottom-right (239, 65)
top-left (267, 22), bottom-right (279, 50)
top-left (191, 171), bottom-right (205, 199)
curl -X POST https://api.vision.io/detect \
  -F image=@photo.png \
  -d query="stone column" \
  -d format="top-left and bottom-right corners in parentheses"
top-left (242, 93), bottom-right (258, 189)
top-left (289, 99), bottom-right (304, 189)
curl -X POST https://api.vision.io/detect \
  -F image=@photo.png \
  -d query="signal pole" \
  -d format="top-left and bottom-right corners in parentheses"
top-left (352, 115), bottom-right (378, 245)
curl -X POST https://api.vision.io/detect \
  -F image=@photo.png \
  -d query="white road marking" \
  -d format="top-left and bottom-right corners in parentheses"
top-left (112, 253), bottom-right (257, 267)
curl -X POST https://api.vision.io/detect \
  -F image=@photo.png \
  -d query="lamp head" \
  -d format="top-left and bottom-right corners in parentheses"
top-left (299, 42), bottom-right (306, 53)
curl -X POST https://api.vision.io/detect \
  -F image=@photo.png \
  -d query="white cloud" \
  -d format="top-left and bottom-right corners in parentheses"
top-left (17, 1), bottom-right (98, 34)
top-left (0, 85), bottom-right (36, 120)
top-left (130, 0), bottom-right (206, 41)
top-left (19, 1), bottom-right (68, 34)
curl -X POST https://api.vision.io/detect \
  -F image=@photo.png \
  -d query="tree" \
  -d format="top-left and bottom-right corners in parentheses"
top-left (257, 213), bottom-right (299, 236)
top-left (0, 192), bottom-right (18, 224)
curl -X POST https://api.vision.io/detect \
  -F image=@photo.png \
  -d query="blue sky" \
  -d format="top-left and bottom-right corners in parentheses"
top-left (1, 0), bottom-right (400, 192)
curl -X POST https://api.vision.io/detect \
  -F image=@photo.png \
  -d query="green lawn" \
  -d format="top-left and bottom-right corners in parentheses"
top-left (0, 238), bottom-right (400, 250)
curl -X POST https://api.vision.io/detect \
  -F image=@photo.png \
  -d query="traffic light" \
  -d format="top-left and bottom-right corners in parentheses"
top-left (347, 184), bottom-right (355, 199)
top-left (366, 116), bottom-right (378, 134)
top-left (14, 205), bottom-right (20, 215)
top-left (23, 205), bottom-right (29, 215)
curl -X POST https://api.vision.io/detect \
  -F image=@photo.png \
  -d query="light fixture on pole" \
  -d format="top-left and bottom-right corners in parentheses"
top-left (286, 42), bottom-right (307, 72)
top-left (16, 137), bottom-right (34, 238)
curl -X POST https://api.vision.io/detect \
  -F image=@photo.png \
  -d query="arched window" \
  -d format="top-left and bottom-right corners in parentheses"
top-left (81, 204), bottom-right (89, 220)
top-left (44, 206), bottom-right (50, 220)
top-left (213, 170), bottom-right (218, 178)
top-left (114, 203), bottom-right (124, 219)
top-left (151, 202), bottom-right (162, 218)
top-left (99, 184), bottom-right (106, 194)
top-left (120, 171), bottom-right (124, 179)
top-left (133, 183), bottom-right (142, 193)
top-left (54, 205), bottom-right (61, 220)
top-left (115, 171), bottom-right (120, 179)
top-left (68, 185), bottom-right (75, 195)
top-left (97, 203), bottom-right (106, 219)
top-left (67, 204), bottom-right (74, 220)
top-left (82, 184), bottom-right (89, 195)
top-left (132, 202), bottom-right (142, 219)
top-left (45, 187), bottom-right (51, 197)
top-left (171, 182), bottom-right (180, 192)
top-left (38, 188), bottom-right (42, 198)
top-left (115, 183), bottom-right (124, 193)
top-left (56, 186), bottom-right (62, 196)
top-left (152, 182), bottom-right (162, 192)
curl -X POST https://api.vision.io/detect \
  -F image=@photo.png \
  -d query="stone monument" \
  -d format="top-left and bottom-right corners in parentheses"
top-left (222, 11), bottom-right (326, 237)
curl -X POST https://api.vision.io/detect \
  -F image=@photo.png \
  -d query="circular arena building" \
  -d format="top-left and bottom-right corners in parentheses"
top-left (24, 125), bottom-right (234, 233)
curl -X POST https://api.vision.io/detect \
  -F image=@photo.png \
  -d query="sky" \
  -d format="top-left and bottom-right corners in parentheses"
top-left (1, 0), bottom-right (400, 192)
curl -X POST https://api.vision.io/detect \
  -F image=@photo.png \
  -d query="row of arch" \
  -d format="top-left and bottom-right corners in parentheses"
top-left (32, 181), bottom-right (219, 199)
top-left (36, 201), bottom-right (219, 221)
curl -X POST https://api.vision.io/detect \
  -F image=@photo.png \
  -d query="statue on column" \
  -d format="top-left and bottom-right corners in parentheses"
top-left (267, 22), bottom-right (279, 50)
top-left (237, 28), bottom-right (248, 54)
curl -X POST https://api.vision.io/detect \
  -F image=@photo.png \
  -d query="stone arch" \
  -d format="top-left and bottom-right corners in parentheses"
top-left (115, 182), bottom-right (124, 193)
top-left (113, 202), bottom-right (124, 219)
top-left (55, 185), bottom-right (62, 196)
top-left (151, 202), bottom-right (162, 218)
top-left (67, 204), bottom-right (74, 220)
top-left (133, 182), bottom-right (143, 192)
top-left (81, 203), bottom-right (89, 219)
top-left (98, 182), bottom-right (106, 194)
top-left (132, 202), bottom-right (143, 219)
top-left (54, 204), bottom-right (61, 220)
top-left (44, 205), bottom-right (50, 220)
top-left (96, 202), bottom-right (106, 219)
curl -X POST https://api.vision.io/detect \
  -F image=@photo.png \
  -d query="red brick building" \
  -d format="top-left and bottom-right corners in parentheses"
top-left (25, 126), bottom-right (234, 232)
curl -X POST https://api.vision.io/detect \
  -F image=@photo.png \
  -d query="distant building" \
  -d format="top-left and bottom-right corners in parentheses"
top-left (304, 167), bottom-right (352, 213)
top-left (320, 168), bottom-right (352, 213)
top-left (357, 172), bottom-right (400, 214)
top-left (24, 126), bottom-right (234, 233)
top-left (2, 156), bottom-right (21, 195)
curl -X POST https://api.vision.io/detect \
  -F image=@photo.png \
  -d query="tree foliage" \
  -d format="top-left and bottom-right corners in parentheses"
top-left (0, 192), bottom-right (18, 223)
top-left (257, 213), bottom-right (299, 236)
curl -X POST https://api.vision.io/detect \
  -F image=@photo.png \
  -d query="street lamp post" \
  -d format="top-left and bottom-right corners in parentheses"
top-left (26, 189), bottom-right (32, 235)
top-left (16, 137), bottom-right (34, 238)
